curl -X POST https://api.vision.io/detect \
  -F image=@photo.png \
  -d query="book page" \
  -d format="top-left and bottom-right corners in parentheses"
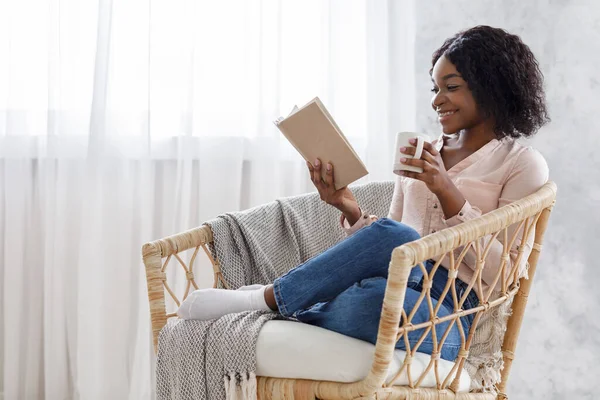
top-left (288, 105), bottom-right (300, 117)
top-left (274, 105), bottom-right (300, 126)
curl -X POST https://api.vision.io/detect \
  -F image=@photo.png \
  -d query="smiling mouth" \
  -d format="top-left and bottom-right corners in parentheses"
top-left (438, 110), bottom-right (457, 117)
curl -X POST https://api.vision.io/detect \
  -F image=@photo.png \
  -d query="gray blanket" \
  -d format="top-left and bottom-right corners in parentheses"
top-left (156, 311), bottom-right (278, 400)
top-left (155, 182), bottom-right (394, 399)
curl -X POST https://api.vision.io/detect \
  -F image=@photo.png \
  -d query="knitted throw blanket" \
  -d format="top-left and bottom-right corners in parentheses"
top-left (156, 311), bottom-right (278, 400)
top-left (156, 181), bottom-right (509, 398)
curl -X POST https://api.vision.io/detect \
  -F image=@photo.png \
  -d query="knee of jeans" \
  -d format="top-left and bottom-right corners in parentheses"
top-left (358, 276), bottom-right (387, 291)
top-left (348, 278), bottom-right (387, 316)
top-left (377, 219), bottom-right (421, 244)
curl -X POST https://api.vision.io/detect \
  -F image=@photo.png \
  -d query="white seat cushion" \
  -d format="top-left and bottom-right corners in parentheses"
top-left (256, 320), bottom-right (471, 392)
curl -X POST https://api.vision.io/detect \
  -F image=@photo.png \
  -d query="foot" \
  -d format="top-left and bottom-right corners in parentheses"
top-left (237, 284), bottom-right (265, 291)
top-left (177, 285), bottom-right (272, 320)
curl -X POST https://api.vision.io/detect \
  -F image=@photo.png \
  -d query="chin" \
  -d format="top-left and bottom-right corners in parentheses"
top-left (441, 124), bottom-right (460, 134)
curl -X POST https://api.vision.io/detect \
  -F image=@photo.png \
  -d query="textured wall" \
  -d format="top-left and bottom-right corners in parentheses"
top-left (412, 1), bottom-right (600, 398)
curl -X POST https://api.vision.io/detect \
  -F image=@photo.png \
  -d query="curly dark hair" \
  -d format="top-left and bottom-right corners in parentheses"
top-left (431, 26), bottom-right (550, 139)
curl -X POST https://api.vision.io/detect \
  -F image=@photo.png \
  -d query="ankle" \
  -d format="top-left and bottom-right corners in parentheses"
top-left (264, 285), bottom-right (278, 311)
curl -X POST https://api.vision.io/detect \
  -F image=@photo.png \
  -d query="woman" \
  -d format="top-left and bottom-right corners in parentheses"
top-left (178, 26), bottom-right (550, 361)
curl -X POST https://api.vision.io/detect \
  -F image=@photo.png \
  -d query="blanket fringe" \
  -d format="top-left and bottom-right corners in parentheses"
top-left (246, 372), bottom-right (258, 399)
top-left (466, 299), bottom-right (513, 393)
top-left (224, 375), bottom-right (234, 400)
top-left (224, 372), bottom-right (258, 400)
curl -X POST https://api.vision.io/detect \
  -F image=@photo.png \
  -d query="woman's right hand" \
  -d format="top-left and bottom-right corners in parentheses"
top-left (307, 159), bottom-right (362, 225)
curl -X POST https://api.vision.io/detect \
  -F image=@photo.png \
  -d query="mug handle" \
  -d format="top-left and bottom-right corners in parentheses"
top-left (413, 136), bottom-right (425, 160)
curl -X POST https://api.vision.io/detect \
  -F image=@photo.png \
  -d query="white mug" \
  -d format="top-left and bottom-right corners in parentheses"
top-left (393, 132), bottom-right (432, 175)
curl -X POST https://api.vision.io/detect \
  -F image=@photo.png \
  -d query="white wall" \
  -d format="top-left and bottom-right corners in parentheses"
top-left (412, 1), bottom-right (600, 398)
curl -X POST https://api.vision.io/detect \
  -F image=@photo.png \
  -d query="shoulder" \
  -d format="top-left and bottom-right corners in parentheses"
top-left (497, 140), bottom-right (549, 195)
top-left (503, 140), bottom-right (549, 181)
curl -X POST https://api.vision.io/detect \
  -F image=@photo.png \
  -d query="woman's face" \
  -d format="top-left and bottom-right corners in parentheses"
top-left (430, 55), bottom-right (484, 134)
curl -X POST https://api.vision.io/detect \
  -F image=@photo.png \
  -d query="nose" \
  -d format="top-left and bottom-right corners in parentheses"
top-left (431, 91), bottom-right (445, 111)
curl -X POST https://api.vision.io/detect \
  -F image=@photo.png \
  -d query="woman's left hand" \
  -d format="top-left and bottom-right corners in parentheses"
top-left (397, 139), bottom-right (451, 195)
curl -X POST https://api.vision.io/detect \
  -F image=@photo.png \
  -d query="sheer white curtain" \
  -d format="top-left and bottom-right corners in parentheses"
top-left (0, 0), bottom-right (415, 398)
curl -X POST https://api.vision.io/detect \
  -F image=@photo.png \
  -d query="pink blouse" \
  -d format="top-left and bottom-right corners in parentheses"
top-left (342, 134), bottom-right (549, 296)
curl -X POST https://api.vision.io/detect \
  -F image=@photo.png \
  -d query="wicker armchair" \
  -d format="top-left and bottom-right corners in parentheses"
top-left (143, 181), bottom-right (557, 400)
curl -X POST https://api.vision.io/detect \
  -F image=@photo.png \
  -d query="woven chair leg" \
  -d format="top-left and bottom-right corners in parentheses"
top-left (294, 382), bottom-right (317, 400)
top-left (258, 377), bottom-right (318, 400)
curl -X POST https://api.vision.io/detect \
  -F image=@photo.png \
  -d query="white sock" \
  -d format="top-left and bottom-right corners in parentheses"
top-left (177, 286), bottom-right (272, 320)
top-left (237, 284), bottom-right (264, 291)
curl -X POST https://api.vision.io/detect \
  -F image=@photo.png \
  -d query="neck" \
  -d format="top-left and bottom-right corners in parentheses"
top-left (455, 120), bottom-right (497, 151)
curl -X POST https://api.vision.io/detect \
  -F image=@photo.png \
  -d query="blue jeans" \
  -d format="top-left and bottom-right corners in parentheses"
top-left (273, 218), bottom-right (479, 361)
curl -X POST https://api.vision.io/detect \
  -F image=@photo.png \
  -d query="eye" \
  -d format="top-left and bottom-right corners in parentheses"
top-left (447, 85), bottom-right (459, 91)
top-left (430, 87), bottom-right (439, 93)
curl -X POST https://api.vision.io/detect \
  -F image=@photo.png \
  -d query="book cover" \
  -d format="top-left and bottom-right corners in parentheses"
top-left (274, 97), bottom-right (368, 190)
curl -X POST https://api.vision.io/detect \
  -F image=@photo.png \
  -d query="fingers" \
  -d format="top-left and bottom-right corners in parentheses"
top-left (312, 159), bottom-right (322, 186)
top-left (399, 170), bottom-right (427, 180)
top-left (402, 141), bottom-right (437, 164)
top-left (422, 140), bottom-right (439, 156)
top-left (307, 160), bottom-right (319, 185)
top-left (419, 148), bottom-right (437, 164)
top-left (408, 138), bottom-right (439, 157)
top-left (323, 162), bottom-right (334, 188)
top-left (399, 146), bottom-right (416, 157)
top-left (399, 156), bottom-right (428, 171)
top-left (399, 139), bottom-right (441, 184)
top-left (308, 158), bottom-right (333, 189)
top-left (307, 158), bottom-right (339, 198)
top-left (307, 161), bottom-right (318, 186)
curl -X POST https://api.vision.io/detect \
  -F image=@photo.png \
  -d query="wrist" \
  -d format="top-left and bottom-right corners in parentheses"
top-left (433, 176), bottom-right (454, 197)
top-left (340, 202), bottom-right (362, 225)
top-left (337, 198), bottom-right (357, 214)
top-left (435, 178), bottom-right (466, 219)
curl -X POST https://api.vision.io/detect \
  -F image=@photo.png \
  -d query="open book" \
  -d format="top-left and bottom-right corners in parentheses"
top-left (274, 97), bottom-right (368, 190)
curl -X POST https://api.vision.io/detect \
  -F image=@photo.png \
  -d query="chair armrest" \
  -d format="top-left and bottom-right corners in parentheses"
top-left (143, 224), bottom-right (213, 259)
top-left (400, 182), bottom-right (556, 266)
top-left (142, 225), bottom-right (214, 352)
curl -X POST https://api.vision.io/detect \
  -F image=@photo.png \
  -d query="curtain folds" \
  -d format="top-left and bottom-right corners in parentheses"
top-left (0, 0), bottom-right (415, 398)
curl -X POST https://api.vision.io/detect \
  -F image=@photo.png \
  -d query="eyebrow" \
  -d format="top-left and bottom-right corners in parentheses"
top-left (431, 73), bottom-right (462, 83)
